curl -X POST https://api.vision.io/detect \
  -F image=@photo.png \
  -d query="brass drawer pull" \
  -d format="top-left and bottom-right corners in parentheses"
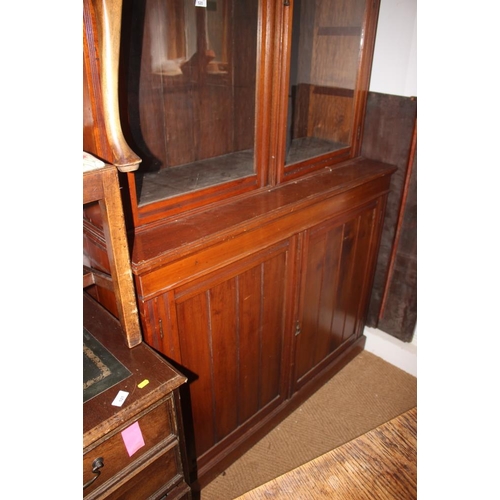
top-left (83, 457), bottom-right (104, 490)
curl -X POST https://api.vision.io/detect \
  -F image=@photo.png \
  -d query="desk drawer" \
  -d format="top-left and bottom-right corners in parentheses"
top-left (97, 443), bottom-right (186, 500)
top-left (84, 397), bottom-right (176, 496)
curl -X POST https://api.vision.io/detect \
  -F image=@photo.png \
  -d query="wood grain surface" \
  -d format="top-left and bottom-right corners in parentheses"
top-left (236, 407), bottom-right (417, 499)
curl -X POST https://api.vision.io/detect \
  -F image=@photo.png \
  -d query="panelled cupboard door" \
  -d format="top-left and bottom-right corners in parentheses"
top-left (140, 241), bottom-right (295, 467)
top-left (293, 201), bottom-right (383, 391)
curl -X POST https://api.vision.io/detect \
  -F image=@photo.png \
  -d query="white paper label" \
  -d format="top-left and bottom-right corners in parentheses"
top-left (112, 390), bottom-right (129, 407)
top-left (195, 0), bottom-right (207, 7)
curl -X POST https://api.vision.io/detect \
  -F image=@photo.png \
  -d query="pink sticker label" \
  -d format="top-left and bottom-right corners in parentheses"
top-left (121, 421), bottom-right (145, 457)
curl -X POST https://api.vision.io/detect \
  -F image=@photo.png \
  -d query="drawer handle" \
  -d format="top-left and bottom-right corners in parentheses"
top-left (83, 457), bottom-right (104, 490)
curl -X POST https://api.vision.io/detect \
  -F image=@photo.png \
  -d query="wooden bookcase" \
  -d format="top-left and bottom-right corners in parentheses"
top-left (83, 0), bottom-right (396, 489)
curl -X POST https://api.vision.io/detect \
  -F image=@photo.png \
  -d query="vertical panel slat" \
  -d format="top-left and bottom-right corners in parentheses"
top-left (330, 219), bottom-right (356, 342)
top-left (163, 290), bottom-right (183, 361)
top-left (351, 207), bottom-right (378, 336)
top-left (238, 266), bottom-right (262, 423)
top-left (210, 278), bottom-right (239, 441)
top-left (341, 209), bottom-right (375, 340)
top-left (296, 229), bottom-right (326, 380)
top-left (342, 215), bottom-right (363, 340)
top-left (176, 293), bottom-right (215, 457)
top-left (260, 253), bottom-right (286, 406)
top-left (316, 224), bottom-right (343, 361)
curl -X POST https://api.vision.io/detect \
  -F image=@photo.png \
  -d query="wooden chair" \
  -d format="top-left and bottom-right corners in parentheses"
top-left (83, 163), bottom-right (142, 348)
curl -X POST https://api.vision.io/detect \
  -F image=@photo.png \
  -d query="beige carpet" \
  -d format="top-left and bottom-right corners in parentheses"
top-left (200, 351), bottom-right (417, 500)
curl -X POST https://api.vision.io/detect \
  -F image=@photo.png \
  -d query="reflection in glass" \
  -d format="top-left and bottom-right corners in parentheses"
top-left (123, 0), bottom-right (258, 205)
top-left (285, 0), bottom-right (367, 166)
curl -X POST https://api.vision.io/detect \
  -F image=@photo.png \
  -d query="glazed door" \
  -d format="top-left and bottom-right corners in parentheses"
top-left (274, 0), bottom-right (380, 182)
top-left (119, 0), bottom-right (276, 223)
top-left (292, 200), bottom-right (384, 391)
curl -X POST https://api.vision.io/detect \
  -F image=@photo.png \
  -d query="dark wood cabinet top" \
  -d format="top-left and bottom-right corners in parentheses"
top-left (131, 157), bottom-right (396, 273)
top-left (83, 293), bottom-right (187, 449)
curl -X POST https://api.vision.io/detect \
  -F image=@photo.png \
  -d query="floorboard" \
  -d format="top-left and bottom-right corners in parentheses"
top-left (236, 407), bottom-right (417, 499)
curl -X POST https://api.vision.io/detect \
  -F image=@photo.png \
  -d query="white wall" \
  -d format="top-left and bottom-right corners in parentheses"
top-left (363, 0), bottom-right (417, 375)
top-left (369, 0), bottom-right (417, 97)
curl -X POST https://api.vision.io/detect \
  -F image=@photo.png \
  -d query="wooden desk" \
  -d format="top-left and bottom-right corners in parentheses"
top-left (236, 407), bottom-right (417, 499)
top-left (83, 293), bottom-right (191, 499)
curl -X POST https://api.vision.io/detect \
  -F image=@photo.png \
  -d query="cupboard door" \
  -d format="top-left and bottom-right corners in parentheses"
top-left (293, 201), bottom-right (383, 390)
top-left (143, 241), bottom-right (295, 467)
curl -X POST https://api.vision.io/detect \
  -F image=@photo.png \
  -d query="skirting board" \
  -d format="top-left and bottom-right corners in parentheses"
top-left (364, 327), bottom-right (417, 377)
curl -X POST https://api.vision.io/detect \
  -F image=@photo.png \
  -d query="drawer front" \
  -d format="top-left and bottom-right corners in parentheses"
top-left (98, 444), bottom-right (185, 500)
top-left (84, 397), bottom-right (175, 496)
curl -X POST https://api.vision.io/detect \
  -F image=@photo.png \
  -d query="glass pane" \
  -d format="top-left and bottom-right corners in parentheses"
top-left (123, 0), bottom-right (259, 206)
top-left (285, 0), bottom-right (367, 166)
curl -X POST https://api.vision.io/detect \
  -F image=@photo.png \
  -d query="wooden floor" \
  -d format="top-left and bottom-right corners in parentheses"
top-left (236, 407), bottom-right (417, 499)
